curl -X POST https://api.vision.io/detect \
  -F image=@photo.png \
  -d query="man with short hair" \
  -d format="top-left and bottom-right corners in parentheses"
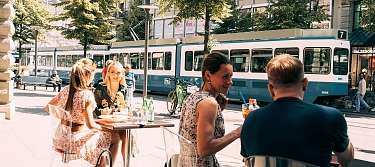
top-left (240, 55), bottom-right (354, 167)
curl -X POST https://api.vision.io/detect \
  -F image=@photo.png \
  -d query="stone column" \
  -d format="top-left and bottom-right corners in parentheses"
top-left (0, 0), bottom-right (15, 120)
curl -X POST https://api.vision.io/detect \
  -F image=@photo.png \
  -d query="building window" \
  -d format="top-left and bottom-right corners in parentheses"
top-left (353, 1), bottom-right (365, 29)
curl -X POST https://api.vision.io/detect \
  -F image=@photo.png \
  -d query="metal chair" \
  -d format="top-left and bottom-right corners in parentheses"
top-left (244, 155), bottom-right (319, 167)
top-left (48, 104), bottom-right (112, 167)
top-left (162, 127), bottom-right (197, 167)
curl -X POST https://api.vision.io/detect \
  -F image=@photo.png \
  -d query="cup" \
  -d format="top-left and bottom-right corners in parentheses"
top-left (242, 103), bottom-right (250, 119)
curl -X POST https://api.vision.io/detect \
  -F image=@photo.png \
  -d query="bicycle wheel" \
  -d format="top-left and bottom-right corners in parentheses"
top-left (167, 91), bottom-right (177, 115)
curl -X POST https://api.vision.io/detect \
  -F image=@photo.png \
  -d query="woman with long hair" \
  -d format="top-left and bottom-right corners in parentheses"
top-left (94, 62), bottom-right (130, 164)
top-left (45, 58), bottom-right (120, 166)
top-left (178, 52), bottom-right (242, 167)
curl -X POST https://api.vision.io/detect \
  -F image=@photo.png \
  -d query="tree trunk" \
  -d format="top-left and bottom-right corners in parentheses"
top-left (204, 2), bottom-right (210, 56)
top-left (83, 32), bottom-right (87, 58)
top-left (17, 42), bottom-right (22, 75)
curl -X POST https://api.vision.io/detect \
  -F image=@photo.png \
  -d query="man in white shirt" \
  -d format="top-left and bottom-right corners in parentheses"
top-left (356, 73), bottom-right (372, 112)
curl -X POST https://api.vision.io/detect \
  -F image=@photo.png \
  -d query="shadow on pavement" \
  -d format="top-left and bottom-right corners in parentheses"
top-left (16, 106), bottom-right (48, 116)
top-left (14, 92), bottom-right (55, 98)
top-left (352, 159), bottom-right (375, 167)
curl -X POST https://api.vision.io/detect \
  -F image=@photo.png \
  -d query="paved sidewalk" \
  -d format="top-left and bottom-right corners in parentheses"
top-left (1, 89), bottom-right (375, 167)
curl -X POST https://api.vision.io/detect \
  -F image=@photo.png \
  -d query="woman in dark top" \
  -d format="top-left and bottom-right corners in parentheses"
top-left (94, 62), bottom-right (129, 163)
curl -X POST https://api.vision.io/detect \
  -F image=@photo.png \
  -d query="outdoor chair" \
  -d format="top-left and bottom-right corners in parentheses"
top-left (48, 104), bottom-right (112, 167)
top-left (244, 155), bottom-right (319, 167)
top-left (162, 127), bottom-right (197, 167)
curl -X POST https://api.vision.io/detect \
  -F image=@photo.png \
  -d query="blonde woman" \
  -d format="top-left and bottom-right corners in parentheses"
top-left (45, 58), bottom-right (120, 166)
top-left (94, 62), bottom-right (130, 163)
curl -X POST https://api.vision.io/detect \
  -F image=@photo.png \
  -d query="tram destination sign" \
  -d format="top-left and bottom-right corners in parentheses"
top-left (337, 30), bottom-right (347, 40)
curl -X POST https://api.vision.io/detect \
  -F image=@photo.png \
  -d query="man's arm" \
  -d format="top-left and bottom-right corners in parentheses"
top-left (334, 142), bottom-right (354, 167)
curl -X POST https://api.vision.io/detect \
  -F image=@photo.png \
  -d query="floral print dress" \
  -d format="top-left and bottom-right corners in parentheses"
top-left (51, 86), bottom-right (112, 165)
top-left (179, 91), bottom-right (225, 167)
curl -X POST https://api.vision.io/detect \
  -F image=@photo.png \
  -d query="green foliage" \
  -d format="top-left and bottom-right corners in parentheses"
top-left (53, 0), bottom-right (118, 50)
top-left (254, 0), bottom-right (328, 31)
top-left (361, 0), bottom-right (375, 32)
top-left (157, 0), bottom-right (231, 23)
top-left (213, 1), bottom-right (254, 34)
top-left (13, 0), bottom-right (51, 45)
top-left (116, 0), bottom-right (145, 41)
top-left (156, 0), bottom-right (232, 53)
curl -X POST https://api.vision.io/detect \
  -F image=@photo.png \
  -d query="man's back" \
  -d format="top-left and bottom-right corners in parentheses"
top-left (240, 97), bottom-right (349, 167)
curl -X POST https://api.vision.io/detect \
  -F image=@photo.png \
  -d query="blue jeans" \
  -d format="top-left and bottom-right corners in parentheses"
top-left (356, 92), bottom-right (370, 112)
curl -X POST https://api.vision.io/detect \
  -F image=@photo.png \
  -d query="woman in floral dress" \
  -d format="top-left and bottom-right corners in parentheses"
top-left (45, 58), bottom-right (120, 166)
top-left (179, 52), bottom-right (242, 167)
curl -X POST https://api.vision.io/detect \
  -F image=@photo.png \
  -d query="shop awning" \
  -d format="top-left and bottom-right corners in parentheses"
top-left (350, 29), bottom-right (375, 46)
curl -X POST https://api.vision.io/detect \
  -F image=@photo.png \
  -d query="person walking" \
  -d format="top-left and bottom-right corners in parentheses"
top-left (124, 64), bottom-right (136, 108)
top-left (240, 55), bottom-right (354, 167)
top-left (356, 73), bottom-right (372, 112)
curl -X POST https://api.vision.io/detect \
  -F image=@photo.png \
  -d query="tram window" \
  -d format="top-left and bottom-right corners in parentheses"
top-left (93, 55), bottom-right (104, 68)
top-left (118, 53), bottom-right (127, 65)
top-left (66, 55), bottom-right (73, 67)
top-left (46, 56), bottom-right (52, 66)
top-left (212, 50), bottom-right (229, 58)
top-left (57, 55), bottom-right (65, 67)
top-left (333, 48), bottom-right (349, 75)
top-left (251, 48), bottom-right (273, 73)
top-left (303, 47), bottom-right (331, 74)
top-left (185, 51), bottom-right (193, 71)
top-left (194, 51), bottom-right (204, 71)
top-left (152, 52), bottom-right (164, 70)
top-left (230, 49), bottom-right (250, 72)
top-left (164, 52), bottom-right (172, 70)
top-left (140, 52), bottom-right (152, 69)
top-left (275, 48), bottom-right (299, 58)
top-left (130, 53), bottom-right (140, 69)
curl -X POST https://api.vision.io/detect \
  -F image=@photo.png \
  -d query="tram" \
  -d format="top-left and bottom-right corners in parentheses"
top-left (31, 29), bottom-right (350, 104)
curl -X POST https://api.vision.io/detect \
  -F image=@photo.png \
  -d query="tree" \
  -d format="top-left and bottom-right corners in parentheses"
top-left (13, 0), bottom-right (51, 66)
top-left (254, 0), bottom-right (328, 31)
top-left (116, 0), bottom-right (145, 41)
top-left (157, 0), bottom-right (231, 54)
top-left (361, 0), bottom-right (375, 32)
top-left (53, 0), bottom-right (118, 57)
top-left (213, 1), bottom-right (254, 34)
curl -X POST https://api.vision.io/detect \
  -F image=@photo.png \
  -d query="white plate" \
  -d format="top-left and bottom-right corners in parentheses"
top-left (98, 115), bottom-right (130, 120)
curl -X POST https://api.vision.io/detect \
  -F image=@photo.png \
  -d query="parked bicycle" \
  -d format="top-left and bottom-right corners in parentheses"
top-left (166, 77), bottom-right (199, 117)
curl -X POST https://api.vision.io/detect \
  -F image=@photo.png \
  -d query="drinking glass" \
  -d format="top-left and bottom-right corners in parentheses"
top-left (242, 103), bottom-right (250, 119)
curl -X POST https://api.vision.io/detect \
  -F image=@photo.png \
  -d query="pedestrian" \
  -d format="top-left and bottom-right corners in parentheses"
top-left (240, 55), bottom-right (354, 167)
top-left (44, 58), bottom-right (120, 166)
top-left (46, 71), bottom-right (62, 92)
top-left (124, 64), bottom-right (136, 108)
top-left (356, 72), bottom-right (374, 112)
top-left (178, 52), bottom-right (241, 167)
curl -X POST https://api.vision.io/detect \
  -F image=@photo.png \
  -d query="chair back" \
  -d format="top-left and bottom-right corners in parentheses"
top-left (244, 155), bottom-right (319, 167)
top-left (48, 104), bottom-right (83, 166)
top-left (162, 127), bottom-right (197, 167)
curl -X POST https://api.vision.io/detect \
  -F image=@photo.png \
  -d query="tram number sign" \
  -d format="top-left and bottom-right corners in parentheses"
top-left (337, 30), bottom-right (347, 40)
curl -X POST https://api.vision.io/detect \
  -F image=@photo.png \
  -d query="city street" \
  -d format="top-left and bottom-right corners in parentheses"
top-left (0, 88), bottom-right (375, 167)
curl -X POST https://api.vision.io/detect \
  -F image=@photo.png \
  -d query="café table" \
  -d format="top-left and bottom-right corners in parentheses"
top-left (96, 116), bottom-right (175, 167)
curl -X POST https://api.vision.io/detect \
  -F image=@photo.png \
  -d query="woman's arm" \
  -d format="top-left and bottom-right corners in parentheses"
top-left (83, 100), bottom-right (102, 130)
top-left (196, 98), bottom-right (241, 157)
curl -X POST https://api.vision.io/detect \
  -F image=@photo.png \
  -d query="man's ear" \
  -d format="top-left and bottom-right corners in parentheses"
top-left (302, 78), bottom-right (308, 91)
top-left (267, 83), bottom-right (275, 100)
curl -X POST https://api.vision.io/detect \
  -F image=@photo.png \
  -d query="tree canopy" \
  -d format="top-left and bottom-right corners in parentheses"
top-left (213, 1), bottom-right (254, 34)
top-left (53, 0), bottom-right (118, 56)
top-left (361, 0), bottom-right (375, 32)
top-left (13, 0), bottom-right (51, 64)
top-left (253, 0), bottom-right (328, 31)
top-left (157, 0), bottom-right (232, 54)
top-left (116, 0), bottom-right (145, 41)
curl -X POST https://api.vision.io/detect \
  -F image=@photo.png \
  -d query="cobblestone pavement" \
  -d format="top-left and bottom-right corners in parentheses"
top-left (0, 88), bottom-right (374, 167)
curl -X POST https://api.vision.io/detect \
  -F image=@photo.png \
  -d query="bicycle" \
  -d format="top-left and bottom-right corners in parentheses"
top-left (166, 78), bottom-right (199, 117)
